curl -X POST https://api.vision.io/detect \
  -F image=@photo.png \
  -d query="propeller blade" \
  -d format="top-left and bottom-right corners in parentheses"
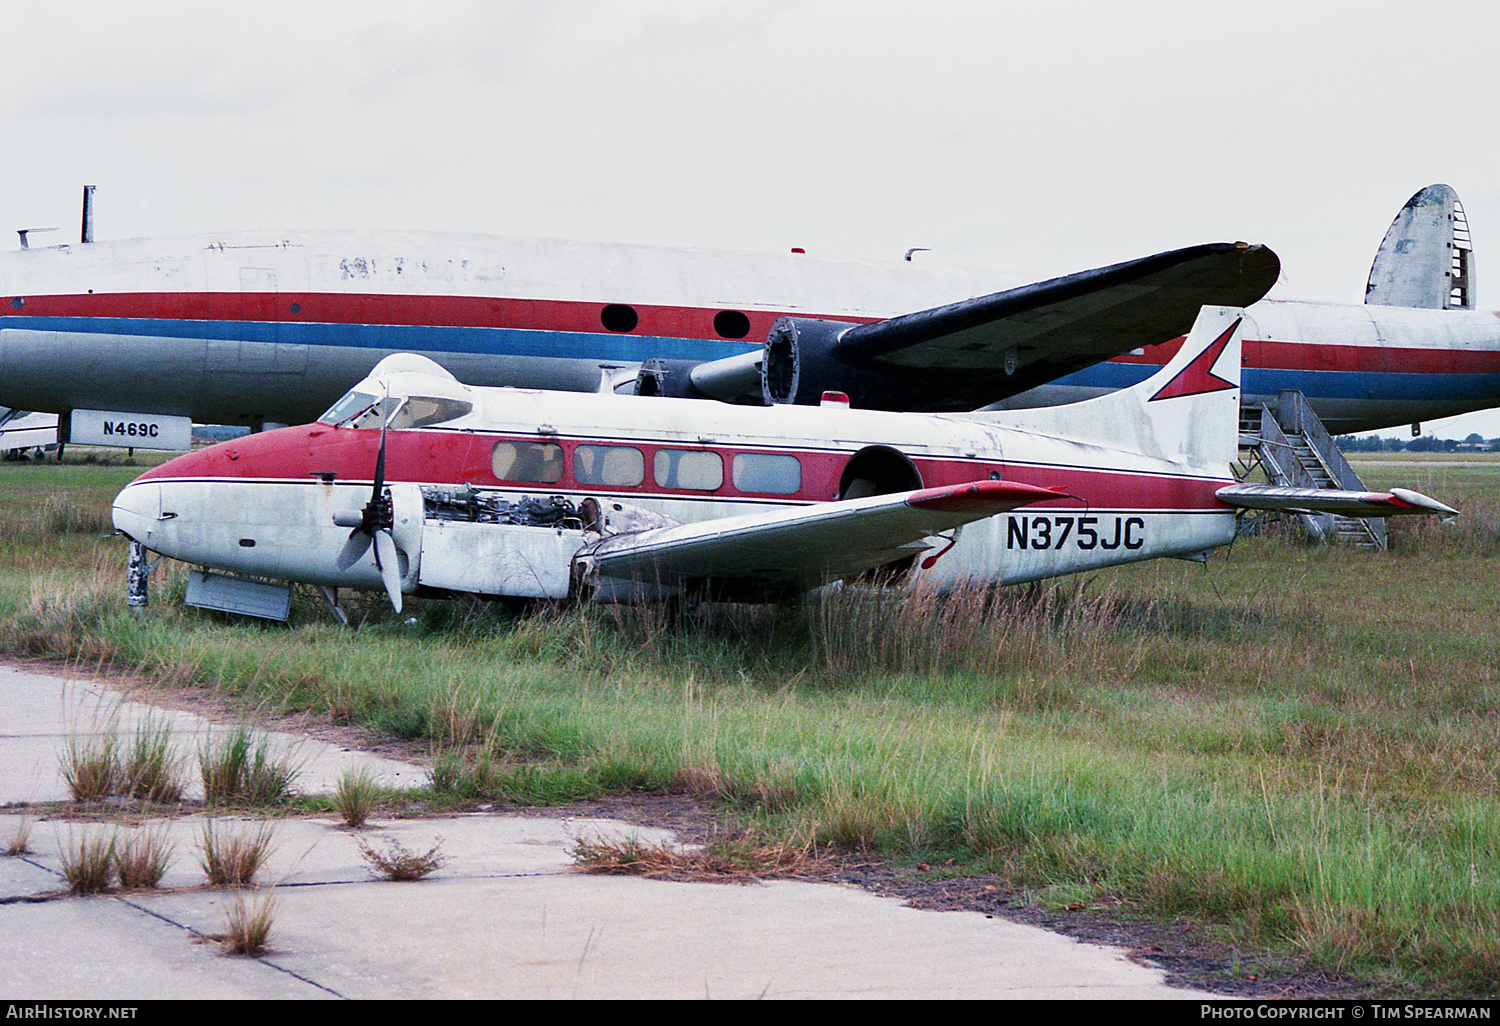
top-left (336, 531), bottom-right (372, 572)
top-left (373, 529), bottom-right (404, 613)
top-left (371, 400), bottom-right (390, 502)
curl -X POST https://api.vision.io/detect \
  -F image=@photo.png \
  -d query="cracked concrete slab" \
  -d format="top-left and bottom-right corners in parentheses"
top-left (0, 663), bottom-right (1222, 999)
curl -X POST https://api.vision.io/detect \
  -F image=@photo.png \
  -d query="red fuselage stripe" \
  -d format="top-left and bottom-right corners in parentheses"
top-left (141, 426), bottom-right (1233, 511)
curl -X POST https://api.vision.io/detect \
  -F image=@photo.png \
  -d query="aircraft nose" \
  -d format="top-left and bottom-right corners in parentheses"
top-left (111, 482), bottom-right (161, 545)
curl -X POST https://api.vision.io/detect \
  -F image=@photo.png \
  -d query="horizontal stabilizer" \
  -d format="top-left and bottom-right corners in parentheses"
top-left (1216, 483), bottom-right (1459, 519)
top-left (579, 479), bottom-right (1066, 595)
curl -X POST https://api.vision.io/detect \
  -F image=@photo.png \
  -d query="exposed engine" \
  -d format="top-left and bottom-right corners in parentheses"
top-left (421, 486), bottom-right (583, 530)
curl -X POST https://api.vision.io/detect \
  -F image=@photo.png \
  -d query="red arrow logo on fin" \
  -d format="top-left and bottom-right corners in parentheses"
top-left (1148, 318), bottom-right (1240, 402)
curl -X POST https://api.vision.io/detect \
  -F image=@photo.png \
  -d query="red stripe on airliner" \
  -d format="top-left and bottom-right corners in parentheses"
top-left (1115, 335), bottom-right (1500, 376)
top-left (141, 426), bottom-right (1235, 512)
top-left (8, 292), bottom-right (1496, 375)
top-left (0, 291), bottom-right (880, 342)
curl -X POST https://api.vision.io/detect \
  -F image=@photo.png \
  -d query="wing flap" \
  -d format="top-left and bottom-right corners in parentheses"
top-left (578, 479), bottom-right (1065, 595)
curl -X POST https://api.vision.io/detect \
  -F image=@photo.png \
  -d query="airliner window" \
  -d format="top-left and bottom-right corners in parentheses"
top-left (319, 391), bottom-right (379, 426)
top-left (653, 449), bottom-right (723, 491)
top-left (574, 445), bottom-right (645, 487)
top-left (732, 453), bottom-right (801, 495)
top-left (492, 441), bottom-right (564, 483)
top-left (386, 396), bottom-right (473, 430)
top-left (714, 310), bottom-right (751, 339)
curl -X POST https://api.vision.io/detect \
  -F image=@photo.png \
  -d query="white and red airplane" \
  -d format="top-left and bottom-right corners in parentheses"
top-left (110, 306), bottom-right (1456, 619)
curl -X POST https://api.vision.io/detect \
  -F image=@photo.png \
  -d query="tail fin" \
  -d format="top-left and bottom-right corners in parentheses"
top-left (966, 306), bottom-right (1244, 472)
top-left (1366, 184), bottom-right (1475, 310)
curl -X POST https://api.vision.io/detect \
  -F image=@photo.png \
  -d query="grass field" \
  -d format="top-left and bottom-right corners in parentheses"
top-left (2, 449), bottom-right (1497, 996)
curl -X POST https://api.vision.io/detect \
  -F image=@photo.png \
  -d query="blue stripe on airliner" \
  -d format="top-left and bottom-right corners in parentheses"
top-left (9, 315), bottom-right (1500, 404)
top-left (0, 316), bottom-right (754, 364)
top-left (1057, 364), bottom-right (1500, 403)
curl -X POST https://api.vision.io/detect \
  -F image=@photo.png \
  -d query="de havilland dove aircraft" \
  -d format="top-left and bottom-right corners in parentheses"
top-left (4, 185), bottom-right (1496, 454)
top-left (110, 306), bottom-right (1457, 621)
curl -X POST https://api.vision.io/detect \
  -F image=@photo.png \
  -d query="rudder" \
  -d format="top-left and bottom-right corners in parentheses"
top-left (1366, 184), bottom-right (1475, 310)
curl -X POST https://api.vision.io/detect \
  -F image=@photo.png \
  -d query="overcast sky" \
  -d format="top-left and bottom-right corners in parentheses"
top-left (4, 0), bottom-right (1499, 437)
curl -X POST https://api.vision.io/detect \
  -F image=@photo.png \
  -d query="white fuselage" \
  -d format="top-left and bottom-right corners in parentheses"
top-left (7, 230), bottom-right (1499, 434)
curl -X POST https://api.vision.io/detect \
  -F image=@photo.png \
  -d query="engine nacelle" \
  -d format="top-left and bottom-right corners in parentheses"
top-left (633, 316), bottom-right (893, 407)
top-left (760, 317), bottom-right (863, 405)
top-left (633, 358), bottom-right (709, 399)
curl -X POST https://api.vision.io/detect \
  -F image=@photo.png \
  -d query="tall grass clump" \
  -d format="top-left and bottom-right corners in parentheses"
top-left (198, 820), bottom-right (277, 887)
top-left (199, 726), bottom-right (300, 806)
top-left (59, 829), bottom-right (116, 894)
top-left (222, 889), bottom-right (276, 956)
top-left (807, 578), bottom-right (1150, 687)
top-left (114, 826), bottom-right (175, 889)
top-left (3, 550), bottom-right (132, 661)
top-left (60, 729), bottom-right (119, 802)
top-left (1387, 489), bottom-right (1500, 556)
top-left (331, 767), bottom-right (380, 828)
top-left (122, 716), bottom-right (186, 802)
top-left (41, 493), bottom-right (109, 537)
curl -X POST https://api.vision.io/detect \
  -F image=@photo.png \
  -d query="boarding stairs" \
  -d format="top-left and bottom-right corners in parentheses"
top-left (1238, 390), bottom-right (1385, 551)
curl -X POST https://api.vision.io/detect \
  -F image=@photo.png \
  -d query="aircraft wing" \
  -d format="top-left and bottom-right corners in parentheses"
top-left (687, 242), bottom-right (1280, 411)
top-left (577, 479), bottom-right (1067, 598)
top-left (1216, 484), bottom-right (1459, 518)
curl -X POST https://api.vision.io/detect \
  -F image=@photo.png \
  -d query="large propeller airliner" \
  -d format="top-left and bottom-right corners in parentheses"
top-left (4, 185), bottom-right (1497, 454)
top-left (111, 307), bottom-right (1457, 620)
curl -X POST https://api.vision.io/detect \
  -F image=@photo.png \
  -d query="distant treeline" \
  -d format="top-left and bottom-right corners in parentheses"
top-left (1336, 433), bottom-right (1500, 453)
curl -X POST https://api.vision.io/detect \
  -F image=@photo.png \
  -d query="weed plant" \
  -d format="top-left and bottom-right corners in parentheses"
top-left (198, 820), bottom-right (277, 887)
top-left (572, 830), bottom-right (833, 882)
top-left (356, 836), bottom-right (446, 880)
top-left (59, 711), bottom-right (186, 804)
top-left (3, 816), bottom-right (33, 856)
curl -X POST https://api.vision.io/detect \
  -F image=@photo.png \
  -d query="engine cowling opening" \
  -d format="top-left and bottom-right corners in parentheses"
top-left (839, 445), bottom-right (924, 583)
top-left (761, 316), bottom-right (860, 406)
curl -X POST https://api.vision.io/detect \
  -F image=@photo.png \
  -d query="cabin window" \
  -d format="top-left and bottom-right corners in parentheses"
top-left (492, 441), bottom-right (565, 483)
top-left (653, 449), bottom-right (723, 491)
top-left (732, 453), bottom-right (801, 495)
top-left (574, 444), bottom-right (645, 487)
top-left (600, 304), bottom-right (639, 333)
top-left (387, 396), bottom-right (473, 430)
top-left (320, 391), bottom-right (472, 430)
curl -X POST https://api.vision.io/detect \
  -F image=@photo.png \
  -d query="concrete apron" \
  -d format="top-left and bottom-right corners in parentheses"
top-left (0, 664), bottom-right (1220, 999)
